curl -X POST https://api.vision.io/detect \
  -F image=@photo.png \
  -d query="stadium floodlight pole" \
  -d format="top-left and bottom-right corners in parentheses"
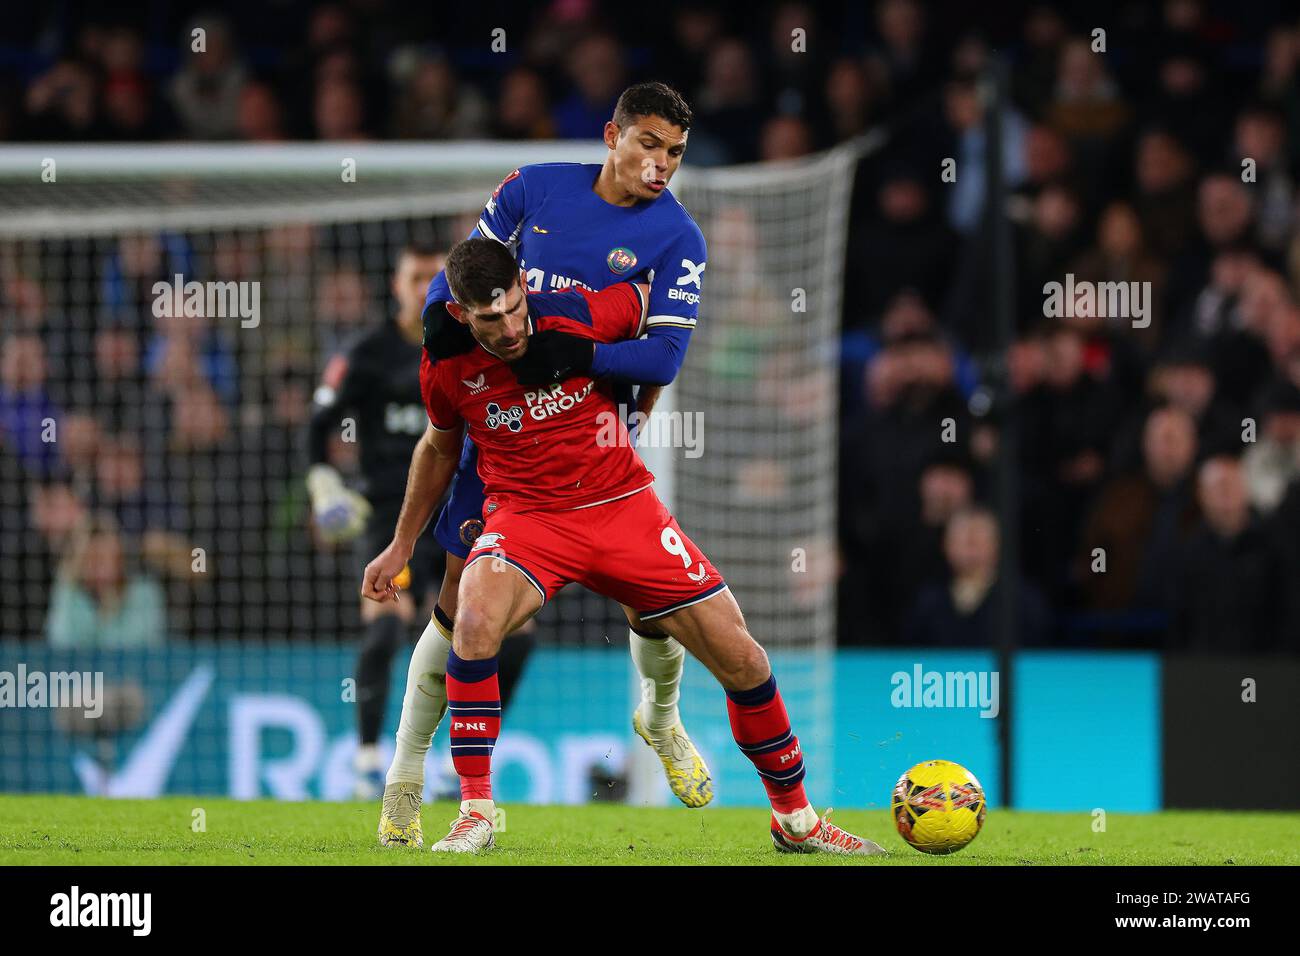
top-left (982, 54), bottom-right (1019, 812)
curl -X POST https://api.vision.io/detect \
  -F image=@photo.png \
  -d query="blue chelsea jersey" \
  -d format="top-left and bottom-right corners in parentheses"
top-left (425, 163), bottom-right (706, 332)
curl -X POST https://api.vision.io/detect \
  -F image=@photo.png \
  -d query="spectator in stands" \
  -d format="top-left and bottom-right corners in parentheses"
top-left (1166, 173), bottom-right (1257, 328)
top-left (1210, 265), bottom-right (1286, 409)
top-left (493, 68), bottom-right (554, 140)
top-left (0, 333), bottom-right (62, 478)
top-left (0, 472), bottom-right (84, 639)
top-left (1017, 323), bottom-right (1122, 603)
top-left (237, 82), bottom-right (287, 141)
top-left (841, 331), bottom-right (972, 639)
top-left (905, 505), bottom-right (1050, 646)
top-left (314, 264), bottom-right (375, 356)
top-left (1131, 128), bottom-right (1198, 262)
top-left (1146, 341), bottom-right (1243, 457)
top-left (869, 0), bottom-right (938, 112)
top-left (391, 54), bottom-right (489, 139)
top-left (99, 26), bottom-right (172, 140)
top-left (822, 57), bottom-right (884, 145)
top-left (1019, 183), bottom-right (1088, 326)
top-left (22, 59), bottom-right (103, 140)
top-left (46, 513), bottom-right (166, 648)
top-left (146, 284), bottom-right (240, 409)
top-left (691, 37), bottom-right (764, 165)
top-left (75, 326), bottom-right (151, 434)
top-left (1234, 104), bottom-right (1293, 252)
top-left (759, 114), bottom-right (813, 161)
top-left (552, 33), bottom-right (624, 139)
top-left (1021, 124), bottom-right (1073, 192)
top-left (857, 166), bottom-right (956, 318)
top-left (764, 1), bottom-right (822, 118)
top-left (314, 78), bottom-right (370, 140)
top-left (168, 16), bottom-right (247, 139)
top-left (1243, 381), bottom-right (1300, 513)
top-left (1016, 5), bottom-right (1068, 118)
top-left (1187, 243), bottom-right (1257, 340)
top-left (1172, 455), bottom-right (1285, 652)
top-left (891, 453), bottom-right (977, 611)
top-left (101, 232), bottom-right (195, 332)
top-left (1078, 405), bottom-right (1200, 626)
top-left (944, 73), bottom-right (1028, 235)
top-left (55, 413), bottom-right (101, 483)
top-left (1142, 40), bottom-right (1229, 167)
top-left (662, 8), bottom-right (725, 97)
top-left (1071, 201), bottom-right (1168, 349)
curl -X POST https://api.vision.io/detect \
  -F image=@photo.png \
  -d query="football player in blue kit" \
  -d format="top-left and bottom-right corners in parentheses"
top-left (377, 82), bottom-right (712, 847)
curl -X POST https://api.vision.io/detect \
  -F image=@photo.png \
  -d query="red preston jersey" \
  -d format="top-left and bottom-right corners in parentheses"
top-left (420, 282), bottom-right (652, 511)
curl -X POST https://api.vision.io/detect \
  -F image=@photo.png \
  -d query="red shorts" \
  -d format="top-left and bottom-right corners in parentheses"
top-left (464, 486), bottom-right (727, 619)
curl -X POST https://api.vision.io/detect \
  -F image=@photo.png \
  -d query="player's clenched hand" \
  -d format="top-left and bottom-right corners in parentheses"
top-left (508, 329), bottom-right (594, 385)
top-left (361, 541), bottom-right (410, 603)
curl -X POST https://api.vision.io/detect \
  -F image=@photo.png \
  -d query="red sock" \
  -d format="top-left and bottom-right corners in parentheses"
top-left (445, 649), bottom-right (500, 802)
top-left (726, 675), bottom-right (808, 813)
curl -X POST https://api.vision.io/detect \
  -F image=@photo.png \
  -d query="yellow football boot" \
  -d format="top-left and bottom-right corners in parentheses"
top-left (632, 709), bottom-right (714, 808)
top-left (377, 781), bottom-right (424, 848)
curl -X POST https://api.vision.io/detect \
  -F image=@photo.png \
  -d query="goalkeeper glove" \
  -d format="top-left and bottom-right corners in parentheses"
top-left (306, 464), bottom-right (372, 543)
top-left (423, 300), bottom-right (476, 359)
top-left (508, 329), bottom-right (594, 385)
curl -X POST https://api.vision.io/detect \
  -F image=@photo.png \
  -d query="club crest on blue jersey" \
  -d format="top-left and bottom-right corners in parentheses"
top-left (606, 247), bottom-right (637, 274)
top-left (458, 518), bottom-right (485, 547)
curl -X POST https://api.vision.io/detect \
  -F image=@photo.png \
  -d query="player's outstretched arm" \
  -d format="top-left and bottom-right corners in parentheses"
top-left (361, 422), bottom-right (461, 603)
top-left (510, 281), bottom-right (691, 386)
top-left (590, 325), bottom-right (691, 386)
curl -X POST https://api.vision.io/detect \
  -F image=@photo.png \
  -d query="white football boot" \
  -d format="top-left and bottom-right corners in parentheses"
top-left (429, 803), bottom-right (496, 855)
top-left (771, 807), bottom-right (888, 856)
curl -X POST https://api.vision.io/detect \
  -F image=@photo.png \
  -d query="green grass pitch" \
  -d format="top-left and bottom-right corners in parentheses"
top-left (2, 795), bottom-right (1298, 865)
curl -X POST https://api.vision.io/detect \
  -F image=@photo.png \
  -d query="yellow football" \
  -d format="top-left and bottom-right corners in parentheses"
top-left (891, 759), bottom-right (987, 854)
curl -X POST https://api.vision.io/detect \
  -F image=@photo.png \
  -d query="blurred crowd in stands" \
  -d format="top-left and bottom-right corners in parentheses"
top-left (1, 0), bottom-right (1298, 652)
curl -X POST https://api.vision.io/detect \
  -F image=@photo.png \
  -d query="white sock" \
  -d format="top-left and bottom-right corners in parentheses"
top-left (629, 631), bottom-right (684, 735)
top-left (385, 613), bottom-right (452, 786)
top-left (774, 804), bottom-right (819, 838)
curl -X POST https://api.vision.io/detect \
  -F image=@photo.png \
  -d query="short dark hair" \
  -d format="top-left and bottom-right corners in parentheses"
top-left (444, 237), bottom-right (519, 307)
top-left (612, 81), bottom-right (692, 131)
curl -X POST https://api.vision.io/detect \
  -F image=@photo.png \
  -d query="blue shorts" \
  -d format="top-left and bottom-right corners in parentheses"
top-left (433, 437), bottom-right (486, 560)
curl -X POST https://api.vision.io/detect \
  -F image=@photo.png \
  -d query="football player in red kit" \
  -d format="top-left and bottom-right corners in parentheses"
top-left (363, 237), bottom-right (885, 857)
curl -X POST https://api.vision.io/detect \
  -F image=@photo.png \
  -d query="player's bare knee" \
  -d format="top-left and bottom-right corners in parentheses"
top-left (738, 641), bottom-right (770, 689)
top-left (451, 604), bottom-right (504, 659)
top-left (714, 631), bottom-right (769, 690)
